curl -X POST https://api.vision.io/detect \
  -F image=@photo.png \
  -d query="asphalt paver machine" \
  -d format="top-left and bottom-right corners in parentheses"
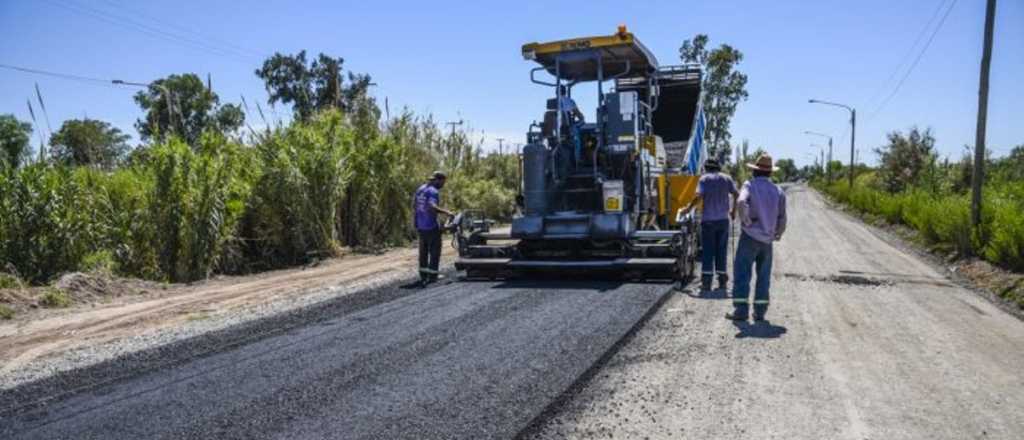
top-left (454, 26), bottom-right (707, 282)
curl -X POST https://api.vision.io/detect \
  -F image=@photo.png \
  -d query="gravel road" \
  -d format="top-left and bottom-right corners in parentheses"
top-left (2, 185), bottom-right (1021, 439)
top-left (525, 185), bottom-right (1024, 439)
top-left (1, 278), bottom-right (671, 439)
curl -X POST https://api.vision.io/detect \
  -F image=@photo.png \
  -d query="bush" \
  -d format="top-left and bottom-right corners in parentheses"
top-left (81, 250), bottom-right (116, 274)
top-left (147, 135), bottom-right (249, 282)
top-left (0, 165), bottom-right (106, 283)
top-left (0, 304), bottom-right (13, 319)
top-left (984, 188), bottom-right (1024, 271)
top-left (39, 288), bottom-right (71, 308)
top-left (243, 111), bottom-right (351, 267)
top-left (817, 175), bottom-right (1023, 270)
top-left (0, 272), bottom-right (22, 289)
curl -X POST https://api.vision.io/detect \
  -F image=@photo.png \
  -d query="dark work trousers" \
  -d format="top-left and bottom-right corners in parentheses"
top-left (700, 219), bottom-right (731, 288)
top-left (418, 228), bottom-right (442, 283)
top-left (732, 232), bottom-right (773, 319)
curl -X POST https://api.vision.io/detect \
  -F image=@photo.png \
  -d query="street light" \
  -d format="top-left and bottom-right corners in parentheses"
top-left (113, 79), bottom-right (177, 137)
top-left (804, 130), bottom-right (833, 183)
top-left (808, 99), bottom-right (855, 188)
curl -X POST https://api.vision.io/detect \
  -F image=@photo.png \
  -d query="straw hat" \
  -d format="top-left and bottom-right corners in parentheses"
top-left (746, 154), bottom-right (778, 172)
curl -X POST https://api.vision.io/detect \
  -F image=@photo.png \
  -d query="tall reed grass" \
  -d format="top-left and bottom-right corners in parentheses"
top-left (1, 109), bottom-right (519, 284)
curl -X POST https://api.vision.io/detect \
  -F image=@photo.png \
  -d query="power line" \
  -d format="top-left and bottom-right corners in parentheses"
top-left (0, 63), bottom-right (116, 86)
top-left (868, 0), bottom-right (959, 119)
top-left (98, 0), bottom-right (262, 59)
top-left (865, 0), bottom-right (951, 107)
top-left (44, 0), bottom-right (257, 63)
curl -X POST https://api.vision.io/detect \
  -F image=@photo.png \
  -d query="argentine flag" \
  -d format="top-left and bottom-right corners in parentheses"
top-left (686, 108), bottom-right (706, 175)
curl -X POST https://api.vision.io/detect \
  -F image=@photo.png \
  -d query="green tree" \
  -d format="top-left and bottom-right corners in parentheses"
top-left (874, 127), bottom-right (937, 193)
top-left (134, 73), bottom-right (245, 145)
top-left (0, 114), bottom-right (33, 169)
top-left (990, 144), bottom-right (1024, 183)
top-left (255, 51), bottom-right (372, 121)
top-left (680, 34), bottom-right (749, 161)
top-left (50, 118), bottom-right (131, 169)
top-left (775, 158), bottom-right (798, 182)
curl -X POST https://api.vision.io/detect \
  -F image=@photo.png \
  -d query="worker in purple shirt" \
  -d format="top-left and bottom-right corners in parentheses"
top-left (728, 154), bottom-right (787, 322)
top-left (413, 171), bottom-right (453, 286)
top-left (685, 158), bottom-right (739, 292)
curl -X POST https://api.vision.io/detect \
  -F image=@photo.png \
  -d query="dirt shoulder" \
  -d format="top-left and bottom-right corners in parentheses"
top-left (813, 186), bottom-right (1024, 319)
top-left (0, 243), bottom-right (455, 387)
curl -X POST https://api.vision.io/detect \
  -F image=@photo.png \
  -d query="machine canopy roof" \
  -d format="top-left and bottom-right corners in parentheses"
top-left (522, 29), bottom-right (659, 82)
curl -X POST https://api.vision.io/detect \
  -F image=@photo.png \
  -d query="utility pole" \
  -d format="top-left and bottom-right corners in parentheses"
top-left (804, 131), bottom-right (833, 183)
top-left (445, 119), bottom-right (463, 137)
top-left (809, 99), bottom-right (856, 188)
top-left (972, 0), bottom-right (997, 230)
top-left (497, 137), bottom-right (505, 155)
top-left (810, 144), bottom-right (824, 175)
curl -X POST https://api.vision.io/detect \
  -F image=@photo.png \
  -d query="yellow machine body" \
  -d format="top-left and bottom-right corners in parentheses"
top-left (658, 174), bottom-right (701, 225)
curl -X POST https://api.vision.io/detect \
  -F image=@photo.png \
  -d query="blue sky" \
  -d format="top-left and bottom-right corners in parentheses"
top-left (1, 0), bottom-right (1021, 167)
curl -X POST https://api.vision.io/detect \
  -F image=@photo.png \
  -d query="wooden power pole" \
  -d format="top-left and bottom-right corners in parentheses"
top-left (971, 0), bottom-right (996, 229)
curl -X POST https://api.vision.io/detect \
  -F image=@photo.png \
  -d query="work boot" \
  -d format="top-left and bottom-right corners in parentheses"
top-left (752, 314), bottom-right (766, 322)
top-left (700, 275), bottom-right (713, 292)
top-left (717, 274), bottom-right (729, 291)
top-left (725, 311), bottom-right (748, 321)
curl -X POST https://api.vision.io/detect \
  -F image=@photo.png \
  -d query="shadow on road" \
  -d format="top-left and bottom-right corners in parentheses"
top-left (733, 320), bottom-right (788, 339)
top-left (400, 280), bottom-right (425, 289)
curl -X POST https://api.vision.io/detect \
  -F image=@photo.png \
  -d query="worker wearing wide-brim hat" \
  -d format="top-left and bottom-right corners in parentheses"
top-left (413, 171), bottom-right (454, 287)
top-left (728, 154), bottom-right (787, 322)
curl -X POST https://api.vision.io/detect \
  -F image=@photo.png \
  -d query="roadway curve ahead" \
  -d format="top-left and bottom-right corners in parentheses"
top-left (4, 185), bottom-right (1024, 439)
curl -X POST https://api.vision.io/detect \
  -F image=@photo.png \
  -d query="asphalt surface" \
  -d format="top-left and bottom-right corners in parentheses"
top-left (4, 184), bottom-right (1023, 439)
top-left (1, 278), bottom-right (671, 439)
top-left (525, 185), bottom-right (1024, 439)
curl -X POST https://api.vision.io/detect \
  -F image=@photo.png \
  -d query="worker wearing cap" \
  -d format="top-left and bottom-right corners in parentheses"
top-left (685, 158), bottom-right (739, 292)
top-left (413, 171), bottom-right (453, 286)
top-left (728, 154), bottom-right (787, 322)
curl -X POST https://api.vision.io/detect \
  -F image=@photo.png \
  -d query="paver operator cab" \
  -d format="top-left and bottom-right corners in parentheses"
top-left (453, 26), bottom-right (708, 281)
